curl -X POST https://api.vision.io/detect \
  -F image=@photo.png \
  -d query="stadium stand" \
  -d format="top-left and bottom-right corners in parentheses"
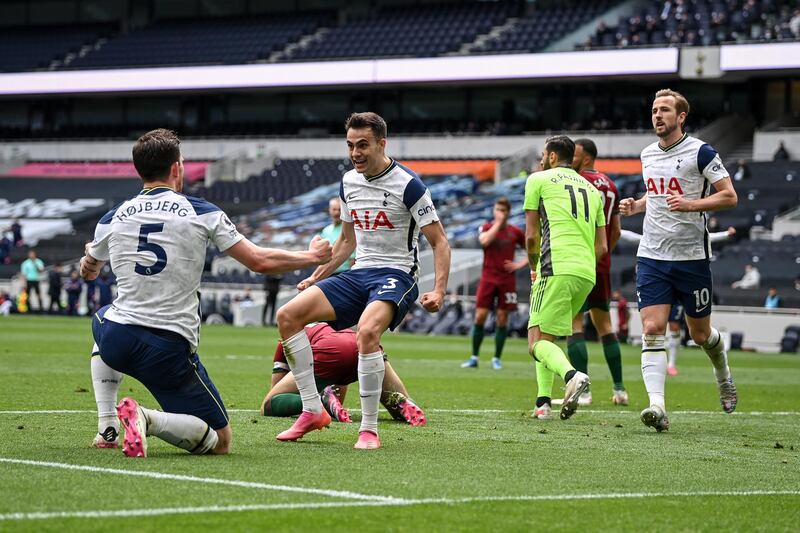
top-left (283, 2), bottom-right (515, 62)
top-left (579, 0), bottom-right (800, 49)
top-left (1, 1), bottom-right (799, 328)
top-left (193, 158), bottom-right (352, 204)
top-left (474, 1), bottom-right (616, 54)
top-left (0, 24), bottom-right (111, 72)
top-left (66, 14), bottom-right (329, 69)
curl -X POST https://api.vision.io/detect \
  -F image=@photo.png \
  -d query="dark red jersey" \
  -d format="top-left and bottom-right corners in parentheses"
top-left (580, 169), bottom-right (619, 273)
top-left (480, 221), bottom-right (525, 281)
top-left (274, 323), bottom-right (359, 384)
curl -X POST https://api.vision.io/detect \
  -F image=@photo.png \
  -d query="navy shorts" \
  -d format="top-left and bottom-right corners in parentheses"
top-left (669, 303), bottom-right (685, 323)
top-left (91, 305), bottom-right (229, 430)
top-left (317, 267), bottom-right (418, 331)
top-left (636, 258), bottom-right (713, 318)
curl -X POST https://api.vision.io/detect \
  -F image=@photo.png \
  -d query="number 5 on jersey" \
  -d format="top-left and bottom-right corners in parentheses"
top-left (135, 223), bottom-right (168, 276)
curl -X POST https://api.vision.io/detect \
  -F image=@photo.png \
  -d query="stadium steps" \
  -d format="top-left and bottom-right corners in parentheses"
top-left (265, 27), bottom-right (330, 63)
top-left (51, 37), bottom-right (109, 70)
top-left (726, 140), bottom-right (755, 166)
top-left (548, 0), bottom-right (639, 52)
top-left (456, 17), bottom-right (519, 55)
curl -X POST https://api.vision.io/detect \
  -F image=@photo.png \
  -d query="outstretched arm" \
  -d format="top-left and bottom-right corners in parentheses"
top-left (226, 236), bottom-right (331, 275)
top-left (296, 221), bottom-right (357, 290)
top-left (709, 226), bottom-right (736, 244)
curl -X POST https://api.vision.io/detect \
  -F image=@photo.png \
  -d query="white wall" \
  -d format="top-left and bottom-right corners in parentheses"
top-left (0, 133), bottom-right (653, 163)
top-left (752, 131), bottom-right (800, 161)
top-left (614, 303), bottom-right (800, 353)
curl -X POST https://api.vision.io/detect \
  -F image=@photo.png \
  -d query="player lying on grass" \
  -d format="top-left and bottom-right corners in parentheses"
top-left (261, 323), bottom-right (425, 426)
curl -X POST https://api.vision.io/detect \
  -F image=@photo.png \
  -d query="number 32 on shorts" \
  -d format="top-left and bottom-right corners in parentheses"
top-left (504, 292), bottom-right (517, 304)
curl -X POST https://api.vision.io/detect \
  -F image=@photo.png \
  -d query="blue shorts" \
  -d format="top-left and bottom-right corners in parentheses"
top-left (636, 258), bottom-right (713, 318)
top-left (317, 267), bottom-right (418, 331)
top-left (91, 305), bottom-right (229, 430)
top-left (669, 303), bottom-right (685, 323)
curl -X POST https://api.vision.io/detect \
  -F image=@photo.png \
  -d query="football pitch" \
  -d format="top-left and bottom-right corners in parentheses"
top-left (0, 315), bottom-right (798, 532)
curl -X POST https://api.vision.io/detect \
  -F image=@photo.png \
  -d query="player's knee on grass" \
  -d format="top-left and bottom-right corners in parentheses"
top-left (212, 426), bottom-right (231, 455)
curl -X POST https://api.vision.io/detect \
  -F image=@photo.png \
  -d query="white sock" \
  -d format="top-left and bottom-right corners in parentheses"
top-left (641, 334), bottom-right (667, 409)
top-left (91, 352), bottom-right (122, 433)
top-left (282, 330), bottom-right (322, 413)
top-left (358, 351), bottom-right (385, 434)
top-left (667, 330), bottom-right (680, 368)
top-left (141, 407), bottom-right (219, 454)
top-left (702, 327), bottom-right (731, 383)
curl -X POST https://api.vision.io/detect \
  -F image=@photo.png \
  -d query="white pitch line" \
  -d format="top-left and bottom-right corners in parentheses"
top-left (1, 409), bottom-right (799, 416)
top-left (0, 458), bottom-right (399, 503)
top-left (1, 489), bottom-right (799, 521)
top-left (0, 410), bottom-right (91, 414)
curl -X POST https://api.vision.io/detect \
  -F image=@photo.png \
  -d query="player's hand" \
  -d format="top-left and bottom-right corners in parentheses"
top-left (297, 276), bottom-right (317, 291)
top-left (494, 211), bottom-right (508, 225)
top-left (79, 242), bottom-right (101, 280)
top-left (503, 260), bottom-right (516, 273)
top-left (308, 235), bottom-right (332, 265)
top-left (666, 192), bottom-right (693, 212)
top-left (726, 226), bottom-right (736, 237)
top-left (420, 290), bottom-right (444, 313)
top-left (619, 197), bottom-right (636, 216)
top-left (530, 270), bottom-right (537, 282)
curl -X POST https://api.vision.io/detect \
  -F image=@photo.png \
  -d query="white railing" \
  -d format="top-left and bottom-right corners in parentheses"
top-left (204, 148), bottom-right (277, 187)
top-left (772, 206), bottom-right (800, 240)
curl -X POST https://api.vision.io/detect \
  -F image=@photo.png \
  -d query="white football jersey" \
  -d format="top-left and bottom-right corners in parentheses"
top-left (339, 160), bottom-right (438, 276)
top-left (638, 134), bottom-right (729, 261)
top-left (89, 187), bottom-right (243, 350)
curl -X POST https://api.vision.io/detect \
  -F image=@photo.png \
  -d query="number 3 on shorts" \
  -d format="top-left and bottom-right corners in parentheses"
top-left (376, 277), bottom-right (399, 295)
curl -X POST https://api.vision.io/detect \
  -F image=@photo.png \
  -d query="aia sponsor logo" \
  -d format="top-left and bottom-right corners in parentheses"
top-left (646, 177), bottom-right (684, 195)
top-left (351, 210), bottom-right (395, 230)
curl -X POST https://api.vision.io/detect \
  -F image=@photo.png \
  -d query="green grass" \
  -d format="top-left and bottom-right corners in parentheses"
top-left (0, 315), bottom-right (799, 531)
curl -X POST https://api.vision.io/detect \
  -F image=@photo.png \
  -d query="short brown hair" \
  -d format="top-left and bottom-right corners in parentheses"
top-left (655, 88), bottom-right (690, 117)
top-left (132, 128), bottom-right (181, 181)
top-left (344, 112), bottom-right (387, 140)
top-left (495, 197), bottom-right (511, 212)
